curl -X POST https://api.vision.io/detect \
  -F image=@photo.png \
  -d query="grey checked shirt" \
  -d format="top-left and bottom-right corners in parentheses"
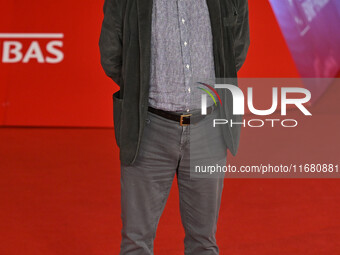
top-left (149, 0), bottom-right (216, 112)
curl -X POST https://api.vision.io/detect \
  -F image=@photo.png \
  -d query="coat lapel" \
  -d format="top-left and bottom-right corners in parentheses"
top-left (137, 0), bottom-right (153, 95)
top-left (206, 0), bottom-right (223, 77)
top-left (206, 0), bottom-right (222, 35)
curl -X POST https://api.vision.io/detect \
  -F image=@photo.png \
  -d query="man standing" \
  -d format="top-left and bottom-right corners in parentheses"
top-left (99, 0), bottom-right (250, 254)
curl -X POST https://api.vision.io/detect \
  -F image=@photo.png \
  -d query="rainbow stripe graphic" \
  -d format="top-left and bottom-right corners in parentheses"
top-left (197, 82), bottom-right (223, 106)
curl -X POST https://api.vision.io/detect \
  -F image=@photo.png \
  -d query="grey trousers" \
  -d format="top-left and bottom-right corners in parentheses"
top-left (119, 106), bottom-right (226, 255)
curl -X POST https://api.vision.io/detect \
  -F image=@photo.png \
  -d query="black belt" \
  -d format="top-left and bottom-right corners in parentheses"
top-left (148, 105), bottom-right (215, 126)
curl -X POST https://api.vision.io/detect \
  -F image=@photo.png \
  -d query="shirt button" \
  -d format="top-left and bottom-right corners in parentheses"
top-left (184, 41), bottom-right (188, 46)
top-left (186, 64), bottom-right (190, 69)
top-left (182, 18), bottom-right (185, 24)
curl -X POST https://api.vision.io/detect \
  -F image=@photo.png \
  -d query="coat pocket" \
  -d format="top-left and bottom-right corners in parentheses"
top-left (113, 90), bottom-right (123, 147)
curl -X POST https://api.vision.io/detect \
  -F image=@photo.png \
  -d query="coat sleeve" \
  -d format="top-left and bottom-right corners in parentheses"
top-left (99, 0), bottom-right (123, 86)
top-left (234, 0), bottom-right (250, 72)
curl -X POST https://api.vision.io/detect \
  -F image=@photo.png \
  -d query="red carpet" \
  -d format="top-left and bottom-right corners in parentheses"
top-left (1, 80), bottom-right (340, 255)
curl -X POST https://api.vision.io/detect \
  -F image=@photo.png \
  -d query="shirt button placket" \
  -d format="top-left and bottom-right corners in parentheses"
top-left (178, 0), bottom-right (192, 113)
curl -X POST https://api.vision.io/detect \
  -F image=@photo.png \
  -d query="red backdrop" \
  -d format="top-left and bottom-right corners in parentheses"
top-left (0, 0), bottom-right (299, 127)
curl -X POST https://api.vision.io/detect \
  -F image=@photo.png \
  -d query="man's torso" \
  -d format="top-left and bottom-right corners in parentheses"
top-left (149, 0), bottom-right (216, 112)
